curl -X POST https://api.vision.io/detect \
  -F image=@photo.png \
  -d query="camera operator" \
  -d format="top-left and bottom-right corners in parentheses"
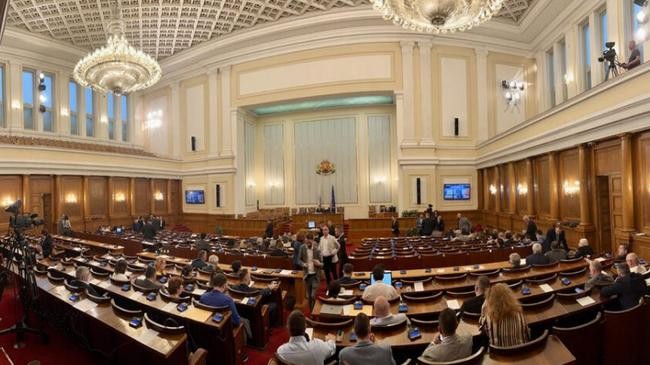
top-left (621, 40), bottom-right (641, 70)
top-left (38, 229), bottom-right (52, 258)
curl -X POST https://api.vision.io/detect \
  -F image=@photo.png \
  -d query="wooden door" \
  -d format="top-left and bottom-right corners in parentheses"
top-left (609, 175), bottom-right (623, 252)
top-left (596, 176), bottom-right (612, 254)
top-left (41, 193), bottom-right (53, 233)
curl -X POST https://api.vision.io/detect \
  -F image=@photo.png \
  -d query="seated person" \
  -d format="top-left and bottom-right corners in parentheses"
top-left (200, 273), bottom-right (252, 342)
top-left (421, 308), bottom-right (472, 362)
top-left (230, 260), bottom-right (242, 277)
top-left (339, 313), bottom-right (396, 365)
top-left (277, 310), bottom-right (336, 365)
top-left (615, 244), bottom-right (628, 261)
top-left (584, 260), bottom-right (614, 291)
top-left (71, 266), bottom-right (99, 296)
top-left (206, 254), bottom-right (224, 274)
top-left (338, 263), bottom-right (358, 285)
top-left (111, 259), bottom-right (130, 281)
top-left (195, 233), bottom-right (210, 251)
top-left (231, 268), bottom-right (279, 325)
top-left (154, 256), bottom-right (166, 276)
top-left (326, 280), bottom-right (343, 299)
top-left (166, 276), bottom-right (187, 299)
top-left (526, 243), bottom-right (550, 266)
top-left (601, 263), bottom-right (648, 310)
top-left (544, 240), bottom-right (567, 263)
top-left (180, 264), bottom-right (195, 283)
top-left (369, 296), bottom-right (408, 327)
top-left (574, 238), bottom-right (594, 258)
top-left (509, 253), bottom-right (522, 268)
top-left (191, 250), bottom-right (208, 270)
top-left (626, 253), bottom-right (647, 274)
top-left (134, 265), bottom-right (163, 290)
top-left (362, 264), bottom-right (399, 302)
top-left (480, 283), bottom-right (529, 346)
top-left (460, 275), bottom-right (490, 315)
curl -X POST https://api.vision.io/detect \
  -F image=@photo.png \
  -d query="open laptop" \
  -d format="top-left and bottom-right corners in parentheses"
top-left (370, 271), bottom-right (392, 285)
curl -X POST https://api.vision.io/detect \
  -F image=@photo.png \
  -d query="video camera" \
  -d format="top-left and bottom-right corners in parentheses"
top-left (598, 42), bottom-right (617, 63)
top-left (4, 200), bottom-right (44, 232)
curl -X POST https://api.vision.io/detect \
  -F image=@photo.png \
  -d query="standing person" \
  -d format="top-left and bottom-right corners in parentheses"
top-left (426, 204), bottom-right (433, 215)
top-left (265, 219), bottom-right (274, 238)
top-left (292, 232), bottom-right (305, 270)
top-left (319, 225), bottom-right (339, 284)
top-left (416, 214), bottom-right (424, 235)
top-left (421, 212), bottom-right (435, 236)
top-left (523, 215), bottom-right (537, 240)
top-left (457, 213), bottom-right (471, 235)
top-left (545, 221), bottom-right (568, 252)
top-left (58, 215), bottom-right (72, 236)
top-left (299, 232), bottom-right (322, 311)
top-left (391, 216), bottom-right (400, 237)
top-left (433, 210), bottom-right (445, 232)
top-left (335, 226), bottom-right (348, 277)
top-left (39, 229), bottom-right (53, 258)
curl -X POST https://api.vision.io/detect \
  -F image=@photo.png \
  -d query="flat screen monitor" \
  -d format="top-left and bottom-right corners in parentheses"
top-left (307, 221), bottom-right (316, 229)
top-left (370, 271), bottom-right (392, 285)
top-left (115, 227), bottom-right (123, 234)
top-left (185, 190), bottom-right (205, 204)
top-left (443, 183), bottom-right (471, 200)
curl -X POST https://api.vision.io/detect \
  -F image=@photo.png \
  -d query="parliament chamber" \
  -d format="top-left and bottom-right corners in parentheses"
top-left (1, 0), bottom-right (650, 364)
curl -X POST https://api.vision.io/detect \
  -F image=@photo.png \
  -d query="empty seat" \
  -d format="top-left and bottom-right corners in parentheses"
top-left (552, 311), bottom-right (603, 365)
top-left (602, 302), bottom-right (645, 365)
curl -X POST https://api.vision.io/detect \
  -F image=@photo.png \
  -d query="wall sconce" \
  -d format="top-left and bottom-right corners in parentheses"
top-left (64, 193), bottom-right (78, 204)
top-left (489, 184), bottom-right (497, 195)
top-left (113, 192), bottom-right (126, 202)
top-left (563, 73), bottom-right (574, 84)
top-left (563, 180), bottom-right (580, 196)
top-left (374, 176), bottom-right (387, 184)
top-left (247, 181), bottom-right (256, 189)
top-left (153, 191), bottom-right (164, 201)
top-left (100, 115), bottom-right (108, 124)
top-left (60, 107), bottom-right (69, 117)
top-left (501, 80), bottom-right (525, 108)
top-left (268, 181), bottom-right (282, 188)
top-left (145, 110), bottom-right (163, 129)
top-left (1, 197), bottom-right (15, 207)
top-left (12, 100), bottom-right (21, 110)
top-left (517, 183), bottom-right (528, 196)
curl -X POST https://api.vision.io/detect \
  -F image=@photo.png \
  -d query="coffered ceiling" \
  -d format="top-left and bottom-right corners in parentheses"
top-left (5, 0), bottom-right (535, 60)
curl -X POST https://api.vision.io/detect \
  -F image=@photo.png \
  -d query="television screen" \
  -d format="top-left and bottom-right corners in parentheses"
top-left (185, 190), bottom-right (205, 204)
top-left (443, 183), bottom-right (471, 200)
top-left (370, 271), bottom-right (392, 285)
top-left (307, 221), bottom-right (316, 229)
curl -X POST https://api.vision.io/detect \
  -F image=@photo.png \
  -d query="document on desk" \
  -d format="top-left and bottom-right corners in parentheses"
top-left (280, 270), bottom-right (293, 276)
top-left (414, 282), bottom-right (424, 292)
top-left (576, 296), bottom-right (596, 307)
top-left (129, 291), bottom-right (143, 300)
top-left (193, 288), bottom-right (206, 296)
top-left (90, 278), bottom-right (102, 285)
top-left (446, 300), bottom-right (461, 310)
top-left (162, 301), bottom-right (177, 312)
top-left (75, 298), bottom-right (98, 312)
top-left (139, 328), bottom-right (160, 344)
top-left (97, 280), bottom-right (111, 288)
top-left (184, 306), bottom-right (212, 322)
top-left (340, 289), bottom-right (353, 296)
top-left (539, 284), bottom-right (554, 293)
top-left (594, 257), bottom-right (606, 262)
top-left (436, 268), bottom-right (446, 273)
top-left (320, 304), bottom-right (344, 315)
top-left (520, 259), bottom-right (527, 266)
top-left (343, 304), bottom-right (372, 316)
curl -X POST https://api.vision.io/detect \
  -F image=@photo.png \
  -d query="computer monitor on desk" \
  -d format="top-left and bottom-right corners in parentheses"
top-left (307, 221), bottom-right (316, 229)
top-left (371, 271), bottom-right (392, 285)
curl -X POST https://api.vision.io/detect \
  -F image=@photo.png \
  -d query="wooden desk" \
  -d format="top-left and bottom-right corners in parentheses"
top-left (51, 234), bottom-right (125, 255)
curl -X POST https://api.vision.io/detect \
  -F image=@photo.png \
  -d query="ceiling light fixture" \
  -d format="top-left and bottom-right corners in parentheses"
top-left (73, 2), bottom-right (161, 95)
top-left (370, 0), bottom-right (503, 33)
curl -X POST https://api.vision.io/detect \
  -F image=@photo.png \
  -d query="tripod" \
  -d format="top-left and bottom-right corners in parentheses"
top-left (604, 59), bottom-right (620, 81)
top-left (0, 228), bottom-right (48, 348)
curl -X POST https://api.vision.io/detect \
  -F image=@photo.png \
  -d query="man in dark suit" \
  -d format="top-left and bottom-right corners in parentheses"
top-left (338, 263), bottom-right (359, 285)
top-left (134, 265), bottom-right (163, 291)
top-left (142, 220), bottom-right (156, 240)
top-left (523, 215), bottom-right (537, 240)
top-left (545, 221), bottom-right (568, 252)
top-left (231, 268), bottom-right (279, 325)
top-left (421, 212), bottom-right (435, 236)
top-left (460, 275), bottom-right (489, 315)
top-left (264, 219), bottom-right (274, 238)
top-left (574, 238), bottom-right (594, 258)
top-left (526, 243), bottom-right (551, 266)
top-left (391, 216), bottom-right (400, 236)
top-left (195, 233), bottom-right (210, 251)
top-left (335, 226), bottom-right (348, 276)
top-left (191, 250), bottom-right (208, 270)
top-left (601, 263), bottom-right (647, 310)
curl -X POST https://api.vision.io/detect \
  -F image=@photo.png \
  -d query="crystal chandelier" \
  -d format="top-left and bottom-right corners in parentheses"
top-left (370, 0), bottom-right (504, 34)
top-left (73, 4), bottom-right (161, 95)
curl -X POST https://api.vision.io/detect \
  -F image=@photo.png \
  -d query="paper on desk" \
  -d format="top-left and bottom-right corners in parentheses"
top-left (539, 284), bottom-right (554, 293)
top-left (90, 278), bottom-right (102, 285)
top-left (305, 328), bottom-right (314, 339)
top-left (241, 297), bottom-right (251, 304)
top-left (162, 301), bottom-right (177, 312)
top-left (184, 306), bottom-right (212, 322)
top-left (97, 280), bottom-right (111, 288)
top-left (576, 296), bottom-right (596, 307)
top-left (414, 282), bottom-right (424, 292)
top-left (75, 298), bottom-right (98, 312)
top-left (139, 328), bottom-right (159, 344)
top-left (280, 270), bottom-right (293, 276)
top-left (594, 257), bottom-right (606, 262)
top-left (193, 288), bottom-right (206, 296)
top-left (343, 304), bottom-right (373, 316)
top-left (446, 300), bottom-right (460, 310)
top-left (340, 289), bottom-right (353, 296)
top-left (520, 258), bottom-right (527, 265)
top-left (436, 268), bottom-right (445, 273)
top-left (129, 291), bottom-right (143, 300)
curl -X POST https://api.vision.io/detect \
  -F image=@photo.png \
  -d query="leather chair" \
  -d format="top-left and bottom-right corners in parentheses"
top-left (602, 302), bottom-right (645, 365)
top-left (552, 311), bottom-right (603, 365)
top-left (489, 329), bottom-right (549, 356)
top-left (417, 346), bottom-right (485, 365)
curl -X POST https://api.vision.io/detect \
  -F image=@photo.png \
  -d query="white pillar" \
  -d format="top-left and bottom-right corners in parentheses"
top-left (565, 27), bottom-right (579, 99)
top-left (418, 41), bottom-right (434, 146)
top-left (169, 81), bottom-right (181, 158)
top-left (57, 71), bottom-right (70, 136)
top-left (394, 91), bottom-right (405, 157)
top-left (589, 12), bottom-right (604, 87)
top-left (220, 66), bottom-right (233, 157)
top-left (115, 93), bottom-right (123, 142)
top-left (552, 41), bottom-right (564, 104)
top-left (233, 108), bottom-right (246, 215)
top-left (7, 60), bottom-right (23, 131)
top-left (78, 86), bottom-right (87, 137)
top-left (207, 68), bottom-right (220, 157)
top-left (96, 92), bottom-right (108, 139)
top-left (475, 48), bottom-right (489, 142)
top-left (400, 41), bottom-right (417, 146)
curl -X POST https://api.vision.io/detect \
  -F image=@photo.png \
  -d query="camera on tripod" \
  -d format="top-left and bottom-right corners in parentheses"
top-left (598, 42), bottom-right (618, 63)
top-left (4, 200), bottom-right (44, 232)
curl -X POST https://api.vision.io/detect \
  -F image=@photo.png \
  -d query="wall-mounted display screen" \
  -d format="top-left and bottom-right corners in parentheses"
top-left (185, 190), bottom-right (205, 204)
top-left (443, 183), bottom-right (470, 200)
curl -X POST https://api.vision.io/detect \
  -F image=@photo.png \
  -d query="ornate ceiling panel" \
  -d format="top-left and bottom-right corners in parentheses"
top-left (6, 0), bottom-right (534, 59)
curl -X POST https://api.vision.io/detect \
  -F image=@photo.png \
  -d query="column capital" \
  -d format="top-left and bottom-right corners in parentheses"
top-left (474, 47), bottom-right (489, 58)
top-left (400, 41), bottom-right (415, 50)
top-left (417, 40), bottom-right (433, 51)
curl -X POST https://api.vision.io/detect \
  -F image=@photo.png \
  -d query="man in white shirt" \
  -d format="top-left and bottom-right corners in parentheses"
top-left (319, 225), bottom-right (340, 284)
top-left (626, 253), bottom-right (647, 274)
top-left (299, 233), bottom-right (322, 310)
top-left (362, 264), bottom-right (399, 302)
top-left (369, 296), bottom-right (408, 327)
top-left (277, 310), bottom-right (336, 365)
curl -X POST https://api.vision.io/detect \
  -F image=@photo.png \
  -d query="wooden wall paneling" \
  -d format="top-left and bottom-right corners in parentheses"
top-left (486, 168), bottom-right (494, 212)
top-left (514, 160), bottom-right (527, 215)
top-left (134, 178), bottom-right (151, 215)
top-left (29, 175), bottom-right (53, 232)
top-left (534, 156), bottom-right (550, 217)
top-left (558, 148), bottom-right (580, 221)
top-left (594, 139), bottom-right (622, 176)
top-left (22, 175), bottom-right (30, 214)
top-left (609, 175), bottom-right (624, 250)
top-left (110, 177), bottom-right (130, 217)
top-left (60, 176), bottom-right (83, 221)
top-left (636, 132), bottom-right (650, 234)
top-left (493, 166), bottom-right (501, 213)
top-left (152, 179), bottom-right (168, 214)
top-left (548, 152), bottom-right (559, 220)
top-left (498, 164), bottom-right (509, 212)
top-left (477, 169), bottom-right (484, 211)
top-left (620, 134), bottom-right (634, 235)
top-left (507, 162), bottom-right (516, 214)
top-left (0, 175), bottom-right (23, 231)
top-left (525, 158), bottom-right (535, 216)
